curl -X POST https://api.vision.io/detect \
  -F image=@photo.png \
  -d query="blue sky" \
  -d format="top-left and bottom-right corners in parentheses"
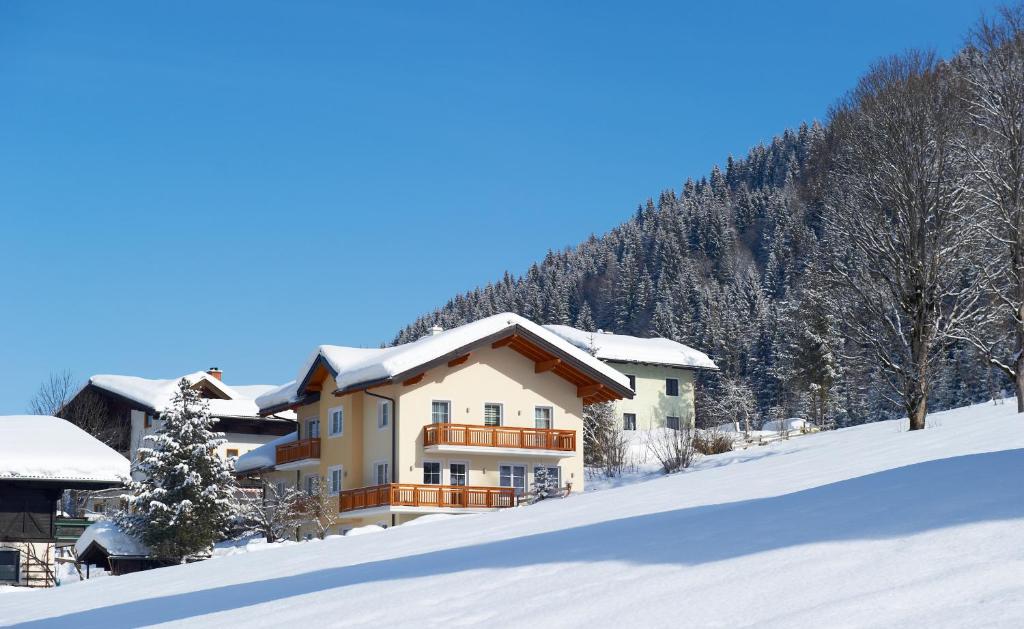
top-left (0, 0), bottom-right (1003, 413)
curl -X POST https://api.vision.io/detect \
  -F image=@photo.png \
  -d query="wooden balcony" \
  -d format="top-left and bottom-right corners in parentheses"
top-left (275, 437), bottom-right (321, 466)
top-left (339, 483), bottom-right (517, 513)
top-left (423, 423), bottom-right (576, 452)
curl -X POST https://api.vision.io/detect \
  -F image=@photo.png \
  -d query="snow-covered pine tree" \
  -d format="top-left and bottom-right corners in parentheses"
top-left (530, 466), bottom-right (558, 501)
top-left (119, 378), bottom-right (239, 561)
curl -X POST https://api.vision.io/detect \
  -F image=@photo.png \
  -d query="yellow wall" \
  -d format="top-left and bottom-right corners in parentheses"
top-left (292, 343), bottom-right (588, 498)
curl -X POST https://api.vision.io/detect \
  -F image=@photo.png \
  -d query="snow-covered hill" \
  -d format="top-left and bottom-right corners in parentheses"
top-left (4, 401), bottom-right (1024, 628)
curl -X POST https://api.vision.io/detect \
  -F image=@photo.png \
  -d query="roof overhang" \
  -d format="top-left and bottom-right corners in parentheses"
top-left (332, 324), bottom-right (634, 404)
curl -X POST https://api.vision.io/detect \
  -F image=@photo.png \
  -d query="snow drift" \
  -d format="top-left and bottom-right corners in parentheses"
top-left (3, 401), bottom-right (1023, 627)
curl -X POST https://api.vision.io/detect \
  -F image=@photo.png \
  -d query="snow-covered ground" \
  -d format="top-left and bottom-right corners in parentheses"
top-left (3, 400), bottom-right (1024, 628)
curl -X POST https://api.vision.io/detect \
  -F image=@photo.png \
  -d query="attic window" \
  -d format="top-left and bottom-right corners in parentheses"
top-left (0, 549), bottom-right (19, 583)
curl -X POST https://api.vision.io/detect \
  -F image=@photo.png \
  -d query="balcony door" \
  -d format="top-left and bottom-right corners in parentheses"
top-left (499, 464), bottom-right (526, 496)
top-left (431, 401), bottom-right (451, 424)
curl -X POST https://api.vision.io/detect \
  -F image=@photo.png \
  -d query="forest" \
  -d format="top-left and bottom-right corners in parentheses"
top-left (395, 7), bottom-right (1024, 431)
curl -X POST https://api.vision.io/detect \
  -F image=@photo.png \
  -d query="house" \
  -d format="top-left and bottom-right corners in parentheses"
top-left (544, 325), bottom-right (718, 432)
top-left (0, 415), bottom-right (129, 587)
top-left (67, 368), bottom-right (297, 487)
top-left (236, 313), bottom-right (633, 531)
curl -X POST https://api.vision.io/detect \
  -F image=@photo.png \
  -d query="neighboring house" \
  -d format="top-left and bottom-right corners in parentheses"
top-left (67, 368), bottom-right (297, 487)
top-left (0, 415), bottom-right (129, 588)
top-left (544, 325), bottom-right (718, 432)
top-left (236, 313), bottom-right (633, 532)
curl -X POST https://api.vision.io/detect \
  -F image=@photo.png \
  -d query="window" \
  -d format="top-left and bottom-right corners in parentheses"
top-left (304, 475), bottom-right (319, 496)
top-left (328, 407), bottom-right (344, 437)
top-left (275, 481), bottom-right (286, 497)
top-left (666, 416), bottom-right (681, 430)
top-left (144, 414), bottom-right (154, 428)
top-left (534, 406), bottom-right (553, 429)
top-left (306, 418), bottom-right (320, 439)
top-left (484, 403), bottom-right (503, 427)
top-left (666, 378), bottom-right (680, 397)
top-left (626, 375), bottom-right (636, 391)
top-left (226, 448), bottom-right (239, 458)
top-left (449, 462), bottom-right (467, 486)
top-left (377, 400), bottom-right (391, 430)
top-left (374, 462), bottom-right (389, 485)
top-left (499, 464), bottom-right (527, 496)
top-left (0, 549), bottom-right (19, 584)
top-left (534, 465), bottom-right (561, 488)
top-left (431, 401), bottom-right (451, 424)
top-left (328, 466), bottom-right (342, 495)
top-left (623, 413), bottom-right (637, 431)
top-left (423, 461), bottom-right (442, 485)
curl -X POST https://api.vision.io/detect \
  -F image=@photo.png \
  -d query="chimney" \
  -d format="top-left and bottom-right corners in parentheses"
top-left (430, 325), bottom-right (444, 336)
top-left (207, 367), bottom-right (223, 381)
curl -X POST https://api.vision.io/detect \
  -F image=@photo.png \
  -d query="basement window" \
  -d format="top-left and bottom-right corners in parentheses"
top-left (0, 549), bottom-right (19, 584)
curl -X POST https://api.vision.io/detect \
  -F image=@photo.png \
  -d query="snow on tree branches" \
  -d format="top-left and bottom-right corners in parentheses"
top-left (118, 379), bottom-right (239, 562)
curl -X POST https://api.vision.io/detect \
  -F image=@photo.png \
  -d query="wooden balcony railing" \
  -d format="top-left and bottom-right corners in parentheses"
top-left (423, 423), bottom-right (576, 452)
top-left (275, 437), bottom-right (321, 465)
top-left (339, 483), bottom-right (517, 513)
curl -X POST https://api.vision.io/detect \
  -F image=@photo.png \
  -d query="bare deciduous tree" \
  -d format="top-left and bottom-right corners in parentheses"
top-left (29, 369), bottom-right (127, 451)
top-left (823, 51), bottom-right (985, 430)
top-left (583, 402), bottom-right (630, 477)
top-left (645, 428), bottom-right (699, 474)
top-left (955, 7), bottom-right (1024, 411)
top-left (300, 476), bottom-right (340, 540)
top-left (240, 482), bottom-right (304, 543)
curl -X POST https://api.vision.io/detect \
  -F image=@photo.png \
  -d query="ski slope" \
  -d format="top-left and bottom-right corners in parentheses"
top-left (4, 401), bottom-right (1024, 628)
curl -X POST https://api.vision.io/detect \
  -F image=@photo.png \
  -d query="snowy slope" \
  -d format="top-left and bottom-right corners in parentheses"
top-left (4, 401), bottom-right (1024, 627)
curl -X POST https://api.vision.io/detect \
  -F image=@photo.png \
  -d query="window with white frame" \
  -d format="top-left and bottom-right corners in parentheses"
top-left (328, 407), bottom-right (344, 437)
top-left (374, 461), bottom-right (389, 485)
top-left (484, 403), bottom-right (502, 427)
top-left (304, 475), bottom-right (319, 496)
top-left (449, 461), bottom-right (467, 486)
top-left (378, 400), bottom-right (391, 429)
top-left (534, 465), bottom-right (561, 488)
top-left (423, 461), bottom-right (442, 484)
top-left (500, 464), bottom-right (527, 496)
top-left (328, 466), bottom-right (343, 495)
top-left (534, 406), bottom-right (553, 429)
top-left (306, 418), bottom-right (320, 439)
top-left (623, 413), bottom-right (637, 431)
top-left (431, 401), bottom-right (450, 424)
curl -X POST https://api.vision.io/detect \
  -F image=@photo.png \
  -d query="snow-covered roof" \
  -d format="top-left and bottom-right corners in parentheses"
top-left (75, 520), bottom-right (150, 557)
top-left (234, 431), bottom-right (297, 474)
top-left (85, 372), bottom-right (296, 420)
top-left (257, 313), bottom-right (632, 412)
top-left (544, 325), bottom-right (718, 370)
top-left (0, 415), bottom-right (130, 484)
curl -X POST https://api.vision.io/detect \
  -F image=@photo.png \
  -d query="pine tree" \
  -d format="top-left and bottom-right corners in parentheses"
top-left (119, 379), bottom-right (239, 561)
top-left (530, 466), bottom-right (558, 501)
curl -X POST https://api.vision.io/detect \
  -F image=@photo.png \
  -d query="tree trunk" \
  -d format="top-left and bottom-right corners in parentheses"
top-left (1016, 358), bottom-right (1024, 413)
top-left (905, 399), bottom-right (929, 434)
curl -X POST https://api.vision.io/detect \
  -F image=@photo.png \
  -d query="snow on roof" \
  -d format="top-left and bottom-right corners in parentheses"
top-left (75, 520), bottom-right (150, 557)
top-left (544, 325), bottom-right (718, 370)
top-left (86, 372), bottom-right (295, 419)
top-left (257, 313), bottom-right (632, 412)
top-left (234, 431), bottom-right (297, 473)
top-left (0, 415), bottom-right (130, 484)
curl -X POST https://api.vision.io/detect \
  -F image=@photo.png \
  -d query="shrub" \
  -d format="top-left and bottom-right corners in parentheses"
top-left (693, 429), bottom-right (734, 455)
